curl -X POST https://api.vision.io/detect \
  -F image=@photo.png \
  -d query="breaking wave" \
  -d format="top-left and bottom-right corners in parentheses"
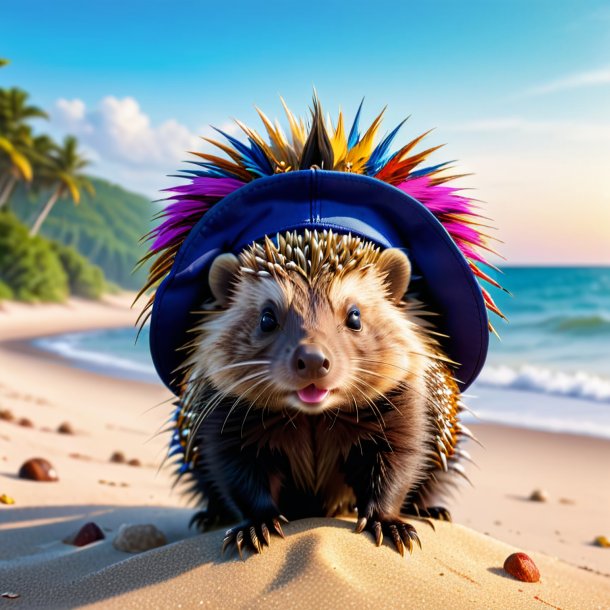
top-left (478, 364), bottom-right (610, 403)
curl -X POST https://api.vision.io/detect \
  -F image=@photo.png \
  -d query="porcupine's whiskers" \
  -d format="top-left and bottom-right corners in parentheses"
top-left (183, 368), bottom-right (270, 459)
top-left (182, 358), bottom-right (272, 420)
top-left (354, 357), bottom-right (464, 421)
top-left (183, 359), bottom-right (272, 386)
top-left (354, 358), bottom-right (478, 477)
top-left (239, 378), bottom-right (276, 437)
top-left (347, 379), bottom-right (391, 444)
top-left (356, 355), bottom-right (463, 388)
top-left (218, 373), bottom-right (272, 435)
top-left (356, 356), bottom-right (474, 427)
top-left (352, 368), bottom-right (404, 416)
top-left (185, 370), bottom-right (267, 443)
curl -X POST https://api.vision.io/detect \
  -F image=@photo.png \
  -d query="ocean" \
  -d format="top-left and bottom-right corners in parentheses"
top-left (34, 267), bottom-right (610, 438)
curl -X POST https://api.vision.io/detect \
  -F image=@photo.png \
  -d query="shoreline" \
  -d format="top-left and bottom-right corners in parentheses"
top-left (1, 296), bottom-right (609, 607)
top-left (16, 327), bottom-right (610, 442)
top-left (10, 327), bottom-right (610, 444)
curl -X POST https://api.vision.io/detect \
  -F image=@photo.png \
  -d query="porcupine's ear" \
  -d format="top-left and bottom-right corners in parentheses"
top-left (376, 248), bottom-right (412, 303)
top-left (208, 253), bottom-right (241, 307)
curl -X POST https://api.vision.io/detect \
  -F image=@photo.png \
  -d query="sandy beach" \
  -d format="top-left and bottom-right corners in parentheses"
top-left (0, 296), bottom-right (609, 609)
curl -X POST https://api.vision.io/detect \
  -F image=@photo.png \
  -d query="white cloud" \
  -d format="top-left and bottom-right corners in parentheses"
top-left (518, 67), bottom-right (610, 98)
top-left (53, 96), bottom-right (201, 170)
top-left (51, 96), bottom-right (248, 195)
top-left (56, 98), bottom-right (87, 123)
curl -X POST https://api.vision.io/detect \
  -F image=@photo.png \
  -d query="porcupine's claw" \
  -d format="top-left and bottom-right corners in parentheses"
top-left (355, 516), bottom-right (421, 556)
top-left (190, 509), bottom-right (217, 532)
top-left (222, 515), bottom-right (288, 559)
top-left (401, 503), bottom-right (452, 527)
top-left (425, 506), bottom-right (452, 522)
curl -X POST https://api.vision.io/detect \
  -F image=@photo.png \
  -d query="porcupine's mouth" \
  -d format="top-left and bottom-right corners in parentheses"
top-left (297, 384), bottom-right (330, 405)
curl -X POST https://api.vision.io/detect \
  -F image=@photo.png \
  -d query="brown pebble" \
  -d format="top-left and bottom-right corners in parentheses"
top-left (0, 409), bottom-right (14, 421)
top-left (529, 489), bottom-right (548, 502)
top-left (64, 522), bottom-right (105, 547)
top-left (559, 498), bottom-right (575, 505)
top-left (110, 451), bottom-right (126, 464)
top-left (112, 524), bottom-right (167, 553)
top-left (127, 458), bottom-right (141, 467)
top-left (593, 535), bottom-right (610, 548)
top-left (17, 417), bottom-right (33, 428)
top-left (503, 552), bottom-right (540, 583)
top-left (57, 422), bottom-right (74, 435)
top-left (18, 458), bottom-right (58, 482)
top-left (0, 493), bottom-right (15, 505)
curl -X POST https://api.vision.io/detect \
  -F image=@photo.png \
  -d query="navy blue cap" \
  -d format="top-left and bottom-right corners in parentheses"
top-left (150, 170), bottom-right (488, 393)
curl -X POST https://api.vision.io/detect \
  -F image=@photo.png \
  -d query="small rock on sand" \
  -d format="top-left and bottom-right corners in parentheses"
top-left (529, 489), bottom-right (548, 502)
top-left (503, 552), bottom-right (540, 583)
top-left (0, 493), bottom-right (15, 505)
top-left (17, 417), bottom-right (33, 428)
top-left (110, 451), bottom-right (126, 464)
top-left (0, 409), bottom-right (14, 421)
top-left (64, 522), bottom-right (105, 547)
top-left (593, 535), bottom-right (610, 548)
top-left (127, 458), bottom-right (141, 467)
top-left (57, 422), bottom-right (74, 434)
top-left (112, 524), bottom-right (167, 553)
top-left (18, 458), bottom-right (59, 482)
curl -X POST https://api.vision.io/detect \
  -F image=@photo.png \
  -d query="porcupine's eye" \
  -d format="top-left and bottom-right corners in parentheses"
top-left (260, 307), bottom-right (278, 332)
top-left (346, 307), bottom-right (362, 331)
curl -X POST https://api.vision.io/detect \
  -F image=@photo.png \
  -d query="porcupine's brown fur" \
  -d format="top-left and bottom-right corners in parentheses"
top-left (171, 229), bottom-right (471, 557)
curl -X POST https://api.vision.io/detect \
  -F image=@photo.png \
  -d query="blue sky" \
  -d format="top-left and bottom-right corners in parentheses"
top-left (3, 0), bottom-right (610, 263)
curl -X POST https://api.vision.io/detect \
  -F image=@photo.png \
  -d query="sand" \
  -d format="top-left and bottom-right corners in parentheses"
top-left (0, 296), bottom-right (609, 609)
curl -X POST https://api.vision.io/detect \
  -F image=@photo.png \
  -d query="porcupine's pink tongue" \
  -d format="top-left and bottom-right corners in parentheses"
top-left (297, 384), bottom-right (330, 404)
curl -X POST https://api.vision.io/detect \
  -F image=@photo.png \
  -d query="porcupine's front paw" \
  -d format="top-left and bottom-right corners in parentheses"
top-left (355, 514), bottom-right (421, 556)
top-left (222, 514), bottom-right (288, 558)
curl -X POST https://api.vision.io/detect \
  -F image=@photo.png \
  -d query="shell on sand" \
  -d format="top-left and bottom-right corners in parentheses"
top-left (112, 524), bottom-right (167, 553)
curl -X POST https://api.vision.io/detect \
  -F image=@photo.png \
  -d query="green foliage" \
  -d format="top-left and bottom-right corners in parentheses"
top-left (0, 212), bottom-right (68, 302)
top-left (51, 242), bottom-right (106, 299)
top-left (0, 212), bottom-right (111, 302)
top-left (11, 176), bottom-right (152, 289)
top-left (0, 279), bottom-right (13, 300)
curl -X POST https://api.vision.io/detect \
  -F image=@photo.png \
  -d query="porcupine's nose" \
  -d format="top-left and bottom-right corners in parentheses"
top-left (293, 343), bottom-right (331, 379)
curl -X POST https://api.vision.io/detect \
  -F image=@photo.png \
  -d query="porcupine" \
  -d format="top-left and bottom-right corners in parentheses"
top-left (141, 97), bottom-right (502, 558)
top-left (168, 229), bottom-right (474, 557)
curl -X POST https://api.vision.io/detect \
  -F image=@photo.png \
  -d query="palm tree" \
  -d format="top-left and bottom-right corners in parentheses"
top-left (0, 128), bottom-right (32, 205)
top-left (29, 136), bottom-right (94, 236)
top-left (0, 87), bottom-right (48, 208)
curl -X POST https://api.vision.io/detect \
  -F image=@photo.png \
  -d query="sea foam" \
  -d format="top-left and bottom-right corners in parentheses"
top-left (34, 334), bottom-right (158, 382)
top-left (478, 364), bottom-right (610, 403)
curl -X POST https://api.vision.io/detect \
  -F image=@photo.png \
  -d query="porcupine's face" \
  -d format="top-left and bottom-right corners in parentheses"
top-left (187, 232), bottom-right (430, 416)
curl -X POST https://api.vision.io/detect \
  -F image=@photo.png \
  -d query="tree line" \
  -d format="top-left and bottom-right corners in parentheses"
top-left (0, 58), bottom-right (108, 302)
top-left (0, 58), bottom-right (93, 235)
